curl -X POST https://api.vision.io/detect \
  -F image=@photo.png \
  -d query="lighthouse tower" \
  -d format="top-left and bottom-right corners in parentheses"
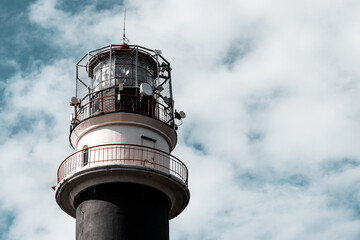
top-left (54, 42), bottom-right (189, 240)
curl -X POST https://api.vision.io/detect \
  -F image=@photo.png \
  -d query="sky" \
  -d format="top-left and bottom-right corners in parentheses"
top-left (1, 0), bottom-right (360, 239)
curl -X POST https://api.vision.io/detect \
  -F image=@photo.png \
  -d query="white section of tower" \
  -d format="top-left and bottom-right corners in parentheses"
top-left (72, 113), bottom-right (177, 152)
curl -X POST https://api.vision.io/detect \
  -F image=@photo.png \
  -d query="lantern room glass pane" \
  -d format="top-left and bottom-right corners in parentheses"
top-left (101, 65), bottom-right (110, 89)
top-left (93, 64), bottom-right (101, 91)
top-left (146, 69), bottom-right (155, 86)
top-left (90, 50), bottom-right (159, 92)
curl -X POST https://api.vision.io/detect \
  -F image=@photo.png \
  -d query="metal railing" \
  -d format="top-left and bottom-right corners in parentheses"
top-left (57, 144), bottom-right (188, 185)
top-left (71, 94), bottom-right (173, 129)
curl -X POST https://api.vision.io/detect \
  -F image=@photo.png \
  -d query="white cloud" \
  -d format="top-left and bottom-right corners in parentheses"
top-left (0, 58), bottom-right (76, 239)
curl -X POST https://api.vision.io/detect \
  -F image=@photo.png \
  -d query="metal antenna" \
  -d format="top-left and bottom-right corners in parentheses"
top-left (122, 8), bottom-right (129, 43)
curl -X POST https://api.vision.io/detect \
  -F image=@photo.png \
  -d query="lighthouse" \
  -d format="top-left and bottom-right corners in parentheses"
top-left (54, 42), bottom-right (189, 240)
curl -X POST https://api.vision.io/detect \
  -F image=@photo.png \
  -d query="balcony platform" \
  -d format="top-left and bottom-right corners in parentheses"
top-left (55, 144), bottom-right (190, 219)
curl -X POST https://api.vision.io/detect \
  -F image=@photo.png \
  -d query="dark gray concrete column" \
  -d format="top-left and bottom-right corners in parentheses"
top-left (75, 183), bottom-right (170, 240)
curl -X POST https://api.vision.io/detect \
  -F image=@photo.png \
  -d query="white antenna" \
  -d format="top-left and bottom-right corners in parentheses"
top-left (122, 8), bottom-right (129, 43)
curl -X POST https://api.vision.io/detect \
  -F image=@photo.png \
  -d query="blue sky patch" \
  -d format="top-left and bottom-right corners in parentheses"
top-left (327, 189), bottom-right (360, 220)
top-left (246, 130), bottom-right (263, 143)
top-left (222, 39), bottom-right (252, 69)
top-left (235, 170), bottom-right (310, 190)
top-left (56, 0), bottom-right (125, 14)
top-left (322, 158), bottom-right (360, 174)
top-left (0, 0), bottom-right (36, 15)
top-left (0, 0), bottom-right (60, 81)
top-left (182, 124), bottom-right (206, 154)
top-left (235, 170), bottom-right (268, 190)
top-left (281, 174), bottom-right (310, 188)
top-left (0, 83), bottom-right (6, 107)
top-left (0, 209), bottom-right (15, 240)
top-left (183, 129), bottom-right (206, 154)
top-left (8, 111), bottom-right (55, 138)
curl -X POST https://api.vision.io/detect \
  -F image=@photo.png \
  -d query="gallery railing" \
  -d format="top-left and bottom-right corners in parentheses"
top-left (57, 144), bottom-right (188, 185)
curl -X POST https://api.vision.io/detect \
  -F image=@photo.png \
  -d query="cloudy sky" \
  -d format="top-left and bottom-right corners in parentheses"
top-left (1, 0), bottom-right (360, 239)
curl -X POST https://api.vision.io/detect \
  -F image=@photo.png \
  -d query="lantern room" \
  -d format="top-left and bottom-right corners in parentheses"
top-left (71, 44), bottom-right (176, 131)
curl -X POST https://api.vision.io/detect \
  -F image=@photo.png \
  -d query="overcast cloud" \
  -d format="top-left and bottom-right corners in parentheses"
top-left (1, 0), bottom-right (360, 239)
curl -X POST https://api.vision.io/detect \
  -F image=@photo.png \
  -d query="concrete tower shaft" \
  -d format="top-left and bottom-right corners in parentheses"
top-left (55, 44), bottom-right (189, 240)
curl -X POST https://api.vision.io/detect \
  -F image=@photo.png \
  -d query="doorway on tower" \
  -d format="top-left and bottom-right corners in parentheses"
top-left (139, 136), bottom-right (169, 173)
top-left (141, 135), bottom-right (156, 168)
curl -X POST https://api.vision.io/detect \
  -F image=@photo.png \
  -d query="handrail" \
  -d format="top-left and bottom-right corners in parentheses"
top-left (72, 94), bottom-right (173, 129)
top-left (57, 143), bottom-right (188, 185)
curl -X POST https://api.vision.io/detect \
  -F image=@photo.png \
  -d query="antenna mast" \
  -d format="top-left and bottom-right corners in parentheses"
top-left (122, 8), bottom-right (129, 43)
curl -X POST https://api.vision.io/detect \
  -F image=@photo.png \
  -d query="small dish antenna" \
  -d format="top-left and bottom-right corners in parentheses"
top-left (69, 97), bottom-right (78, 106)
top-left (174, 110), bottom-right (186, 129)
top-left (179, 111), bottom-right (186, 119)
top-left (140, 83), bottom-right (153, 96)
top-left (174, 110), bottom-right (186, 120)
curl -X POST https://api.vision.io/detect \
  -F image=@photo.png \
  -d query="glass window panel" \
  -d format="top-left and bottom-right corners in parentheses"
top-left (93, 64), bottom-right (101, 91)
top-left (102, 65), bottom-right (110, 81)
top-left (115, 65), bottom-right (132, 78)
top-left (137, 67), bottom-right (146, 83)
top-left (147, 69), bottom-right (155, 85)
